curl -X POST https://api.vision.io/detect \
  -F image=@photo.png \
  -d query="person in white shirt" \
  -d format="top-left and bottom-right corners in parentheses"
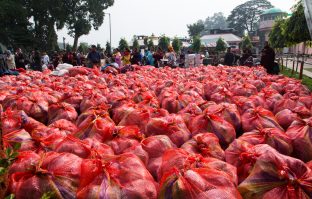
top-left (42, 52), bottom-right (50, 66)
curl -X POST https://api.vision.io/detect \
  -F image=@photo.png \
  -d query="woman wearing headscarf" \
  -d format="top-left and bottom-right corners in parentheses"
top-left (5, 50), bottom-right (16, 70)
top-left (113, 48), bottom-right (122, 67)
top-left (167, 45), bottom-right (177, 68)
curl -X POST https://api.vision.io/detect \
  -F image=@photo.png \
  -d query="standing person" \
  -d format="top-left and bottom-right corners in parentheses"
top-left (240, 48), bottom-right (253, 67)
top-left (131, 48), bottom-right (142, 65)
top-left (5, 50), bottom-right (16, 70)
top-left (122, 48), bottom-right (131, 66)
top-left (42, 52), bottom-right (50, 66)
top-left (15, 48), bottom-right (25, 69)
top-left (224, 47), bottom-right (235, 66)
top-left (261, 41), bottom-right (276, 74)
top-left (113, 48), bottom-right (122, 67)
top-left (144, 48), bottom-right (154, 66)
top-left (52, 51), bottom-right (60, 69)
top-left (63, 50), bottom-right (74, 65)
top-left (87, 45), bottom-right (101, 68)
top-left (153, 47), bottom-right (163, 68)
top-left (32, 50), bottom-right (42, 71)
top-left (0, 49), bottom-right (8, 75)
top-left (167, 46), bottom-right (177, 68)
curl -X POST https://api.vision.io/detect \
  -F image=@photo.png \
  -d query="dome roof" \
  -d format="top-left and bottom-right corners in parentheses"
top-left (262, 8), bottom-right (284, 15)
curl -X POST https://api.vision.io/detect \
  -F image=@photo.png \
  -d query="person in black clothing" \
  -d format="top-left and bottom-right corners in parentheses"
top-left (261, 42), bottom-right (276, 74)
top-left (240, 48), bottom-right (253, 67)
top-left (15, 48), bottom-right (26, 69)
top-left (32, 50), bottom-right (42, 71)
top-left (153, 47), bottom-right (163, 68)
top-left (130, 48), bottom-right (142, 65)
top-left (224, 47), bottom-right (235, 66)
top-left (87, 45), bottom-right (101, 68)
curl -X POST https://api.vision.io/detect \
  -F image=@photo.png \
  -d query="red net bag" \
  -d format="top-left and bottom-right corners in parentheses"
top-left (3, 129), bottom-right (37, 152)
top-left (238, 144), bottom-right (312, 199)
top-left (286, 117), bottom-right (312, 162)
top-left (48, 102), bottom-right (78, 124)
top-left (241, 107), bottom-right (283, 132)
top-left (239, 128), bottom-right (293, 155)
top-left (181, 133), bottom-right (225, 161)
top-left (189, 112), bottom-right (236, 148)
top-left (146, 114), bottom-right (191, 147)
top-left (275, 109), bottom-right (300, 130)
top-left (9, 152), bottom-right (83, 199)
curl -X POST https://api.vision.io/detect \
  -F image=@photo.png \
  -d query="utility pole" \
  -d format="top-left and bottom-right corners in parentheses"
top-left (63, 37), bottom-right (66, 50)
top-left (108, 13), bottom-right (112, 46)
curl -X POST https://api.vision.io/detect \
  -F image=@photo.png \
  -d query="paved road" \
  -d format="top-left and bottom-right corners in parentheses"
top-left (281, 58), bottom-right (312, 78)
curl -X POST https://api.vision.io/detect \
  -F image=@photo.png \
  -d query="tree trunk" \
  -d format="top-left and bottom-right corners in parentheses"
top-left (73, 35), bottom-right (79, 51)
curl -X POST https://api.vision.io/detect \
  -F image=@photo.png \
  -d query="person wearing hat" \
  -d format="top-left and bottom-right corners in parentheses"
top-left (5, 50), bottom-right (16, 70)
top-left (167, 45), bottom-right (177, 68)
top-left (87, 45), bottom-right (101, 68)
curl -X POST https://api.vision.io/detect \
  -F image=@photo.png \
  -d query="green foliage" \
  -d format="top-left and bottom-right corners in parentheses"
top-left (192, 36), bottom-right (201, 53)
top-left (0, 143), bottom-right (21, 176)
top-left (78, 42), bottom-right (89, 54)
top-left (215, 38), bottom-right (227, 52)
top-left (132, 37), bottom-right (140, 50)
top-left (158, 35), bottom-right (170, 52)
top-left (187, 20), bottom-right (205, 37)
top-left (66, 44), bottom-right (73, 52)
top-left (105, 42), bottom-right (112, 54)
top-left (41, 192), bottom-right (57, 199)
top-left (269, 19), bottom-right (287, 49)
top-left (172, 37), bottom-right (182, 53)
top-left (227, 0), bottom-right (273, 36)
top-left (118, 38), bottom-right (129, 52)
top-left (284, 1), bottom-right (311, 44)
top-left (241, 35), bottom-right (253, 50)
top-left (144, 37), bottom-right (148, 47)
top-left (204, 12), bottom-right (228, 31)
top-left (148, 39), bottom-right (154, 50)
top-left (96, 44), bottom-right (103, 51)
top-left (5, 194), bottom-right (15, 199)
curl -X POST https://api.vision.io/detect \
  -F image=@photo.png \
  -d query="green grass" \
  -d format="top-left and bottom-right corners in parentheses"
top-left (305, 68), bottom-right (312, 72)
top-left (280, 66), bottom-right (312, 91)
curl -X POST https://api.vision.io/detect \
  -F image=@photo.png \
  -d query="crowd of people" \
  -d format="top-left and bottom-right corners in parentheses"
top-left (0, 42), bottom-right (277, 76)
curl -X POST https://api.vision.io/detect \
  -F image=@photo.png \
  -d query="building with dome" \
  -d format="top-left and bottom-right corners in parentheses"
top-left (258, 8), bottom-right (287, 50)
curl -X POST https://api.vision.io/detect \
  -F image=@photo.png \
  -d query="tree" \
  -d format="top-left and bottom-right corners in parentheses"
top-left (192, 36), bottom-right (201, 53)
top-left (144, 37), bottom-right (148, 48)
top-left (105, 42), bottom-right (112, 55)
top-left (64, 0), bottom-right (114, 50)
top-left (158, 35), bottom-right (170, 51)
top-left (204, 12), bottom-right (228, 31)
top-left (187, 20), bottom-right (205, 37)
top-left (215, 38), bottom-right (227, 52)
top-left (66, 43), bottom-right (73, 52)
top-left (269, 19), bottom-right (287, 49)
top-left (78, 42), bottom-right (89, 54)
top-left (148, 39), bottom-right (154, 50)
top-left (241, 35), bottom-right (253, 50)
top-left (227, 0), bottom-right (273, 36)
top-left (132, 37), bottom-right (140, 50)
top-left (118, 38), bottom-right (129, 52)
top-left (284, 1), bottom-right (311, 46)
top-left (172, 37), bottom-right (182, 53)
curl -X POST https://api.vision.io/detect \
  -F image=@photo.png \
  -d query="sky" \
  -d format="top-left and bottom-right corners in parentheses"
top-left (57, 0), bottom-right (297, 48)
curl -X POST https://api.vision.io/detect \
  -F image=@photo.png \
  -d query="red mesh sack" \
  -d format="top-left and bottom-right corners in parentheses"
top-left (189, 113), bottom-right (236, 148)
top-left (238, 144), bottom-right (312, 199)
top-left (54, 135), bottom-right (92, 158)
top-left (241, 107), bottom-right (283, 132)
top-left (62, 92), bottom-right (84, 110)
top-left (118, 107), bottom-right (151, 132)
top-left (75, 108), bottom-right (115, 142)
top-left (77, 159), bottom-right (121, 199)
top-left (141, 135), bottom-right (177, 178)
top-left (225, 140), bottom-right (272, 183)
top-left (1, 109), bottom-right (28, 135)
top-left (104, 153), bottom-right (158, 199)
top-left (112, 103), bottom-right (137, 124)
top-left (273, 96), bottom-right (307, 114)
top-left (84, 138), bottom-right (114, 158)
top-left (48, 119), bottom-right (78, 134)
top-left (8, 151), bottom-right (40, 175)
top-left (275, 109), bottom-right (300, 130)
top-left (239, 128), bottom-right (293, 155)
top-left (68, 67), bottom-right (89, 77)
top-left (9, 152), bottom-right (83, 199)
top-left (205, 103), bottom-right (242, 132)
top-left (230, 83), bottom-right (258, 97)
top-left (210, 87), bottom-right (233, 104)
top-left (3, 129), bottom-right (37, 152)
top-left (159, 168), bottom-right (242, 199)
top-left (181, 133), bottom-right (225, 161)
top-left (146, 114), bottom-right (191, 147)
top-left (158, 148), bottom-right (237, 184)
top-left (232, 96), bottom-right (256, 114)
top-left (48, 102), bottom-right (78, 124)
top-left (286, 117), bottom-right (312, 162)
top-left (178, 103), bottom-right (203, 129)
top-left (79, 93), bottom-right (108, 113)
